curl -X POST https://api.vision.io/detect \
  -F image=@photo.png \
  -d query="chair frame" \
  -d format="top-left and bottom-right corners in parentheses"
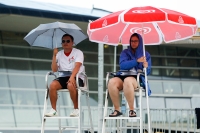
top-left (102, 70), bottom-right (151, 133)
top-left (41, 71), bottom-right (94, 133)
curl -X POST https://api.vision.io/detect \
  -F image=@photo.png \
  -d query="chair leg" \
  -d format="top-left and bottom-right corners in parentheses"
top-left (86, 92), bottom-right (94, 133)
top-left (116, 119), bottom-right (121, 133)
top-left (146, 90), bottom-right (151, 133)
top-left (41, 89), bottom-right (49, 133)
top-left (102, 89), bottom-right (109, 133)
top-left (58, 93), bottom-right (61, 133)
top-left (78, 89), bottom-right (81, 133)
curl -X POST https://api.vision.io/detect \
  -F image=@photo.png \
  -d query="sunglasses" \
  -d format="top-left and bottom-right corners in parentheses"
top-left (62, 40), bottom-right (71, 44)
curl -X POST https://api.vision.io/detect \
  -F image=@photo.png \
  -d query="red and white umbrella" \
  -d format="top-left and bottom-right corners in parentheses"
top-left (87, 6), bottom-right (198, 133)
top-left (87, 6), bottom-right (197, 46)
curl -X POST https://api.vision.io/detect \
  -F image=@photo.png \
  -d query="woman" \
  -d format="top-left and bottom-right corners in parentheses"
top-left (108, 33), bottom-right (151, 117)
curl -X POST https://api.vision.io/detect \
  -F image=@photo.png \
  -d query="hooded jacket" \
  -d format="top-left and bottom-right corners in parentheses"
top-left (119, 33), bottom-right (152, 95)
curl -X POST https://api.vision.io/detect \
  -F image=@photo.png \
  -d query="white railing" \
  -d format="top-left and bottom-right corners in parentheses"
top-left (0, 106), bottom-right (200, 133)
top-left (42, 107), bottom-right (200, 132)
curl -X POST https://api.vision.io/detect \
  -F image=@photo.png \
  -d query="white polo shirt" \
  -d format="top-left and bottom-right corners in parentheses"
top-left (56, 48), bottom-right (85, 80)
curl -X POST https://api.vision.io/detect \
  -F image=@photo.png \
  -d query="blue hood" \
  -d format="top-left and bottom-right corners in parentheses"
top-left (119, 33), bottom-right (151, 75)
top-left (129, 33), bottom-right (144, 60)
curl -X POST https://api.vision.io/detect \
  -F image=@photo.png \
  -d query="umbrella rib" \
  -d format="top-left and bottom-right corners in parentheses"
top-left (59, 28), bottom-right (67, 35)
top-left (52, 29), bottom-right (56, 49)
top-left (32, 29), bottom-right (50, 47)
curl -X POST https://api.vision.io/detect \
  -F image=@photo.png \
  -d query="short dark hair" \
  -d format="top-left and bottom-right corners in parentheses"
top-left (62, 34), bottom-right (74, 41)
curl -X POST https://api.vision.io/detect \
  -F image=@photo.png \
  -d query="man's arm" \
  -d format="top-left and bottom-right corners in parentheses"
top-left (68, 49), bottom-right (84, 87)
top-left (51, 48), bottom-right (58, 72)
top-left (70, 62), bottom-right (82, 79)
top-left (68, 62), bottom-right (82, 88)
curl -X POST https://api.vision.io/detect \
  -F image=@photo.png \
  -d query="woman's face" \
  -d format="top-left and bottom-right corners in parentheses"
top-left (130, 36), bottom-right (139, 49)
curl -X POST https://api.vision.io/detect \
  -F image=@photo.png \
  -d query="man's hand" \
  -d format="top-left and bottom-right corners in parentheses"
top-left (67, 77), bottom-right (77, 88)
top-left (53, 48), bottom-right (58, 56)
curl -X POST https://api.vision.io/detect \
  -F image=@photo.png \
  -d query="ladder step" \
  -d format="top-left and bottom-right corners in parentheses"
top-left (44, 116), bottom-right (79, 119)
top-left (104, 116), bottom-right (141, 120)
top-left (61, 126), bottom-right (93, 129)
top-left (61, 127), bottom-right (77, 130)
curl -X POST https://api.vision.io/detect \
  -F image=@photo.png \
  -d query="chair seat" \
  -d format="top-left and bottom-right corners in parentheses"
top-left (57, 87), bottom-right (88, 92)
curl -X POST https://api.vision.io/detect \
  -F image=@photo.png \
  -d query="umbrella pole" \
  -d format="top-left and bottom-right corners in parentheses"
top-left (141, 23), bottom-right (152, 133)
top-left (98, 43), bottom-right (104, 133)
top-left (114, 46), bottom-right (117, 72)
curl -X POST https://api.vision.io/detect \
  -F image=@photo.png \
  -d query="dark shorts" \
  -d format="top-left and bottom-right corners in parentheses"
top-left (114, 75), bottom-right (137, 82)
top-left (54, 77), bottom-right (84, 89)
top-left (115, 75), bottom-right (144, 88)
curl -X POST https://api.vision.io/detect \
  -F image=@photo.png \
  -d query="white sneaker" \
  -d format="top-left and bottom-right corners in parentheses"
top-left (44, 108), bottom-right (58, 117)
top-left (70, 109), bottom-right (79, 117)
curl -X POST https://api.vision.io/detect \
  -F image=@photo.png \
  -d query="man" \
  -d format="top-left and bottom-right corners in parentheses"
top-left (45, 33), bottom-right (84, 117)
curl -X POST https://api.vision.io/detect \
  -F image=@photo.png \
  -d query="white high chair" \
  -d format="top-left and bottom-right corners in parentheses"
top-left (41, 71), bottom-right (94, 133)
top-left (102, 70), bottom-right (151, 133)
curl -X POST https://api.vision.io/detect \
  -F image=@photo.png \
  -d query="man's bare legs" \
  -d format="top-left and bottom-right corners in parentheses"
top-left (108, 77), bottom-right (123, 115)
top-left (49, 80), bottom-right (78, 111)
top-left (123, 77), bottom-right (137, 110)
top-left (49, 80), bottom-right (62, 110)
top-left (67, 82), bottom-right (78, 109)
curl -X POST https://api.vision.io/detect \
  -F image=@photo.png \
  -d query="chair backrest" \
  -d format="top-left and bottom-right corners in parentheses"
top-left (76, 72), bottom-right (89, 91)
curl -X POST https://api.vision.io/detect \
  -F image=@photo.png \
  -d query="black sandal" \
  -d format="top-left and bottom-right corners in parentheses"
top-left (109, 110), bottom-right (122, 117)
top-left (129, 110), bottom-right (136, 117)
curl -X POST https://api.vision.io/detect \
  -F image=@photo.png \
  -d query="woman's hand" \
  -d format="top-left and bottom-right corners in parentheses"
top-left (143, 61), bottom-right (148, 68)
top-left (53, 48), bottom-right (58, 56)
top-left (137, 56), bottom-right (146, 63)
top-left (137, 56), bottom-right (148, 68)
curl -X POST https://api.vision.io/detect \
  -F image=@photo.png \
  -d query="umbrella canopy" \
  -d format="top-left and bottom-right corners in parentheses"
top-left (87, 6), bottom-right (197, 46)
top-left (24, 21), bottom-right (87, 49)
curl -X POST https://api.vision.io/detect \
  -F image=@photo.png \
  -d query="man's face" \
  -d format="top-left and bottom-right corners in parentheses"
top-left (61, 36), bottom-right (73, 49)
top-left (130, 36), bottom-right (139, 49)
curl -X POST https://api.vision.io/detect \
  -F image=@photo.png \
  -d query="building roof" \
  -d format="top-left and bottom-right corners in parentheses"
top-left (0, 0), bottom-right (112, 22)
top-left (0, 0), bottom-right (200, 47)
top-left (0, 0), bottom-right (112, 33)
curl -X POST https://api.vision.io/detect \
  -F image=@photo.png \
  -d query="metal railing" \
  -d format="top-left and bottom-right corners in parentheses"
top-left (80, 107), bottom-right (200, 133)
top-left (41, 106), bottom-right (200, 132)
top-left (0, 105), bottom-right (200, 133)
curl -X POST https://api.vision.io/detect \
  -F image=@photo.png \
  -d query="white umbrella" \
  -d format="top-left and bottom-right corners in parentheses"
top-left (24, 21), bottom-right (87, 49)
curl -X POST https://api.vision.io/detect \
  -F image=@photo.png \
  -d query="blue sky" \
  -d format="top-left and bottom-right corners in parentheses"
top-left (32, 0), bottom-right (200, 20)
